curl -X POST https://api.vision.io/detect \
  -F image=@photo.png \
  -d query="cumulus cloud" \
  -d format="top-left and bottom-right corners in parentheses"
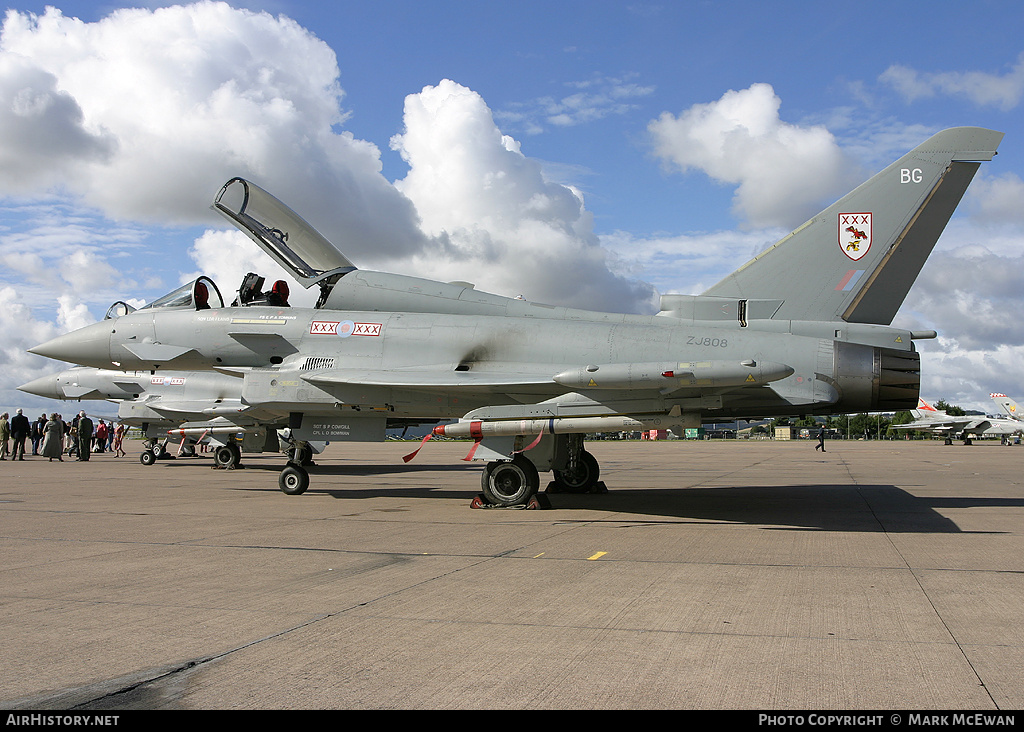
top-left (880, 53), bottom-right (1024, 110)
top-left (0, 2), bottom-right (427, 259)
top-left (0, 54), bottom-right (115, 187)
top-left (0, 285), bottom-right (62, 414)
top-left (391, 79), bottom-right (655, 312)
top-left (0, 4), bottom-right (653, 313)
top-left (647, 83), bottom-right (863, 229)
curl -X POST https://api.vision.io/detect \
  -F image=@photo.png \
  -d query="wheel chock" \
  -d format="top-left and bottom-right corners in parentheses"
top-left (469, 493), bottom-right (551, 509)
top-left (528, 493), bottom-right (552, 509)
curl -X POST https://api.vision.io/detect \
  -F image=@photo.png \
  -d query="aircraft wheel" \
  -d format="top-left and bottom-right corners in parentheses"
top-left (481, 454), bottom-right (539, 506)
top-left (279, 464), bottom-right (309, 495)
top-left (551, 450), bottom-right (600, 493)
top-left (214, 445), bottom-right (240, 469)
top-left (139, 450), bottom-right (156, 466)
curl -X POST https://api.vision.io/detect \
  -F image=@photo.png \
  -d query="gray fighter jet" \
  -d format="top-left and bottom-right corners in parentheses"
top-left (28, 127), bottom-right (1003, 505)
top-left (18, 366), bottom-right (322, 467)
top-left (891, 397), bottom-right (1023, 444)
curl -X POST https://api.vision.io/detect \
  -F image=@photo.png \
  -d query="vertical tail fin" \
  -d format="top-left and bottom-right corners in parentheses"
top-left (703, 127), bottom-right (1003, 324)
top-left (990, 393), bottom-right (1023, 421)
top-left (913, 397), bottom-right (940, 419)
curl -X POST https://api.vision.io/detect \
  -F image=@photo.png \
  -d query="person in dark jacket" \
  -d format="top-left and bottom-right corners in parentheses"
top-left (76, 411), bottom-right (93, 462)
top-left (10, 409), bottom-right (30, 460)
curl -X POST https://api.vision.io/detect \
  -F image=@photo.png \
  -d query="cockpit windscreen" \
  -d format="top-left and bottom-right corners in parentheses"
top-left (139, 277), bottom-right (224, 311)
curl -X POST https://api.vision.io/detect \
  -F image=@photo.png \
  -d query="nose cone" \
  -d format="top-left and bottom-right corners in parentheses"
top-left (18, 373), bottom-right (63, 399)
top-left (28, 320), bottom-right (112, 367)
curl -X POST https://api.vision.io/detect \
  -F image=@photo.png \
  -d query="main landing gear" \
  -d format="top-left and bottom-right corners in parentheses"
top-left (213, 443), bottom-right (242, 469)
top-left (480, 454), bottom-right (540, 506)
top-left (477, 437), bottom-right (605, 509)
top-left (269, 435), bottom-right (606, 506)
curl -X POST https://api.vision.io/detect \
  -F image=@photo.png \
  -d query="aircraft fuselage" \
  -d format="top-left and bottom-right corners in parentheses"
top-left (38, 302), bottom-right (918, 424)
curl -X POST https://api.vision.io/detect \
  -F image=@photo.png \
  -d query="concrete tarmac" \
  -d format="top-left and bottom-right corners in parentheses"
top-left (1, 438), bottom-right (1023, 710)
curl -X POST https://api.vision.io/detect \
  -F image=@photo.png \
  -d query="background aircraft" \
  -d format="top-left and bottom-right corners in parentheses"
top-left (892, 397), bottom-right (1023, 444)
top-left (28, 127), bottom-right (1003, 505)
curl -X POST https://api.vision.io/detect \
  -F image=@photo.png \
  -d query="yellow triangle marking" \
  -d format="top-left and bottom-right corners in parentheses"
top-left (745, 374), bottom-right (756, 382)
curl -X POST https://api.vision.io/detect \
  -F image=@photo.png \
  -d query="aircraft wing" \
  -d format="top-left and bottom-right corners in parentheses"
top-left (964, 418), bottom-right (1023, 435)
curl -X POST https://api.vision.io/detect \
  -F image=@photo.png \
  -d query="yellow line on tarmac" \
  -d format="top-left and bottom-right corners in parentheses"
top-left (587, 552), bottom-right (607, 560)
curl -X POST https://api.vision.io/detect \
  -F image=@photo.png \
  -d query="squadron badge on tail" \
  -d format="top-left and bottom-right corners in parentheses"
top-left (839, 212), bottom-right (872, 260)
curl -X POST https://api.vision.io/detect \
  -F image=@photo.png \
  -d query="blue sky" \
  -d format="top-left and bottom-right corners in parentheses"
top-left (2, 0), bottom-right (1024, 417)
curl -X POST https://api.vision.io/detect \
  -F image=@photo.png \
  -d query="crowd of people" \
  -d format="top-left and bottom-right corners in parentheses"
top-left (0, 410), bottom-right (127, 462)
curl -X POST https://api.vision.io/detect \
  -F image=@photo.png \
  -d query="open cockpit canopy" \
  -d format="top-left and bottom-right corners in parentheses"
top-left (213, 178), bottom-right (356, 296)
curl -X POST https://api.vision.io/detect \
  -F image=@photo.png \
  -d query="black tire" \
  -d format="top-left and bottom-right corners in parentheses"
top-left (481, 454), bottom-right (539, 506)
top-left (214, 445), bottom-right (239, 469)
top-left (139, 450), bottom-right (156, 466)
top-left (279, 464), bottom-right (309, 495)
top-left (552, 450), bottom-right (600, 493)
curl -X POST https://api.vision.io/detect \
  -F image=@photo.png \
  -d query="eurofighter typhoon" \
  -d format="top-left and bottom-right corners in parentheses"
top-left (28, 127), bottom-right (1003, 505)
